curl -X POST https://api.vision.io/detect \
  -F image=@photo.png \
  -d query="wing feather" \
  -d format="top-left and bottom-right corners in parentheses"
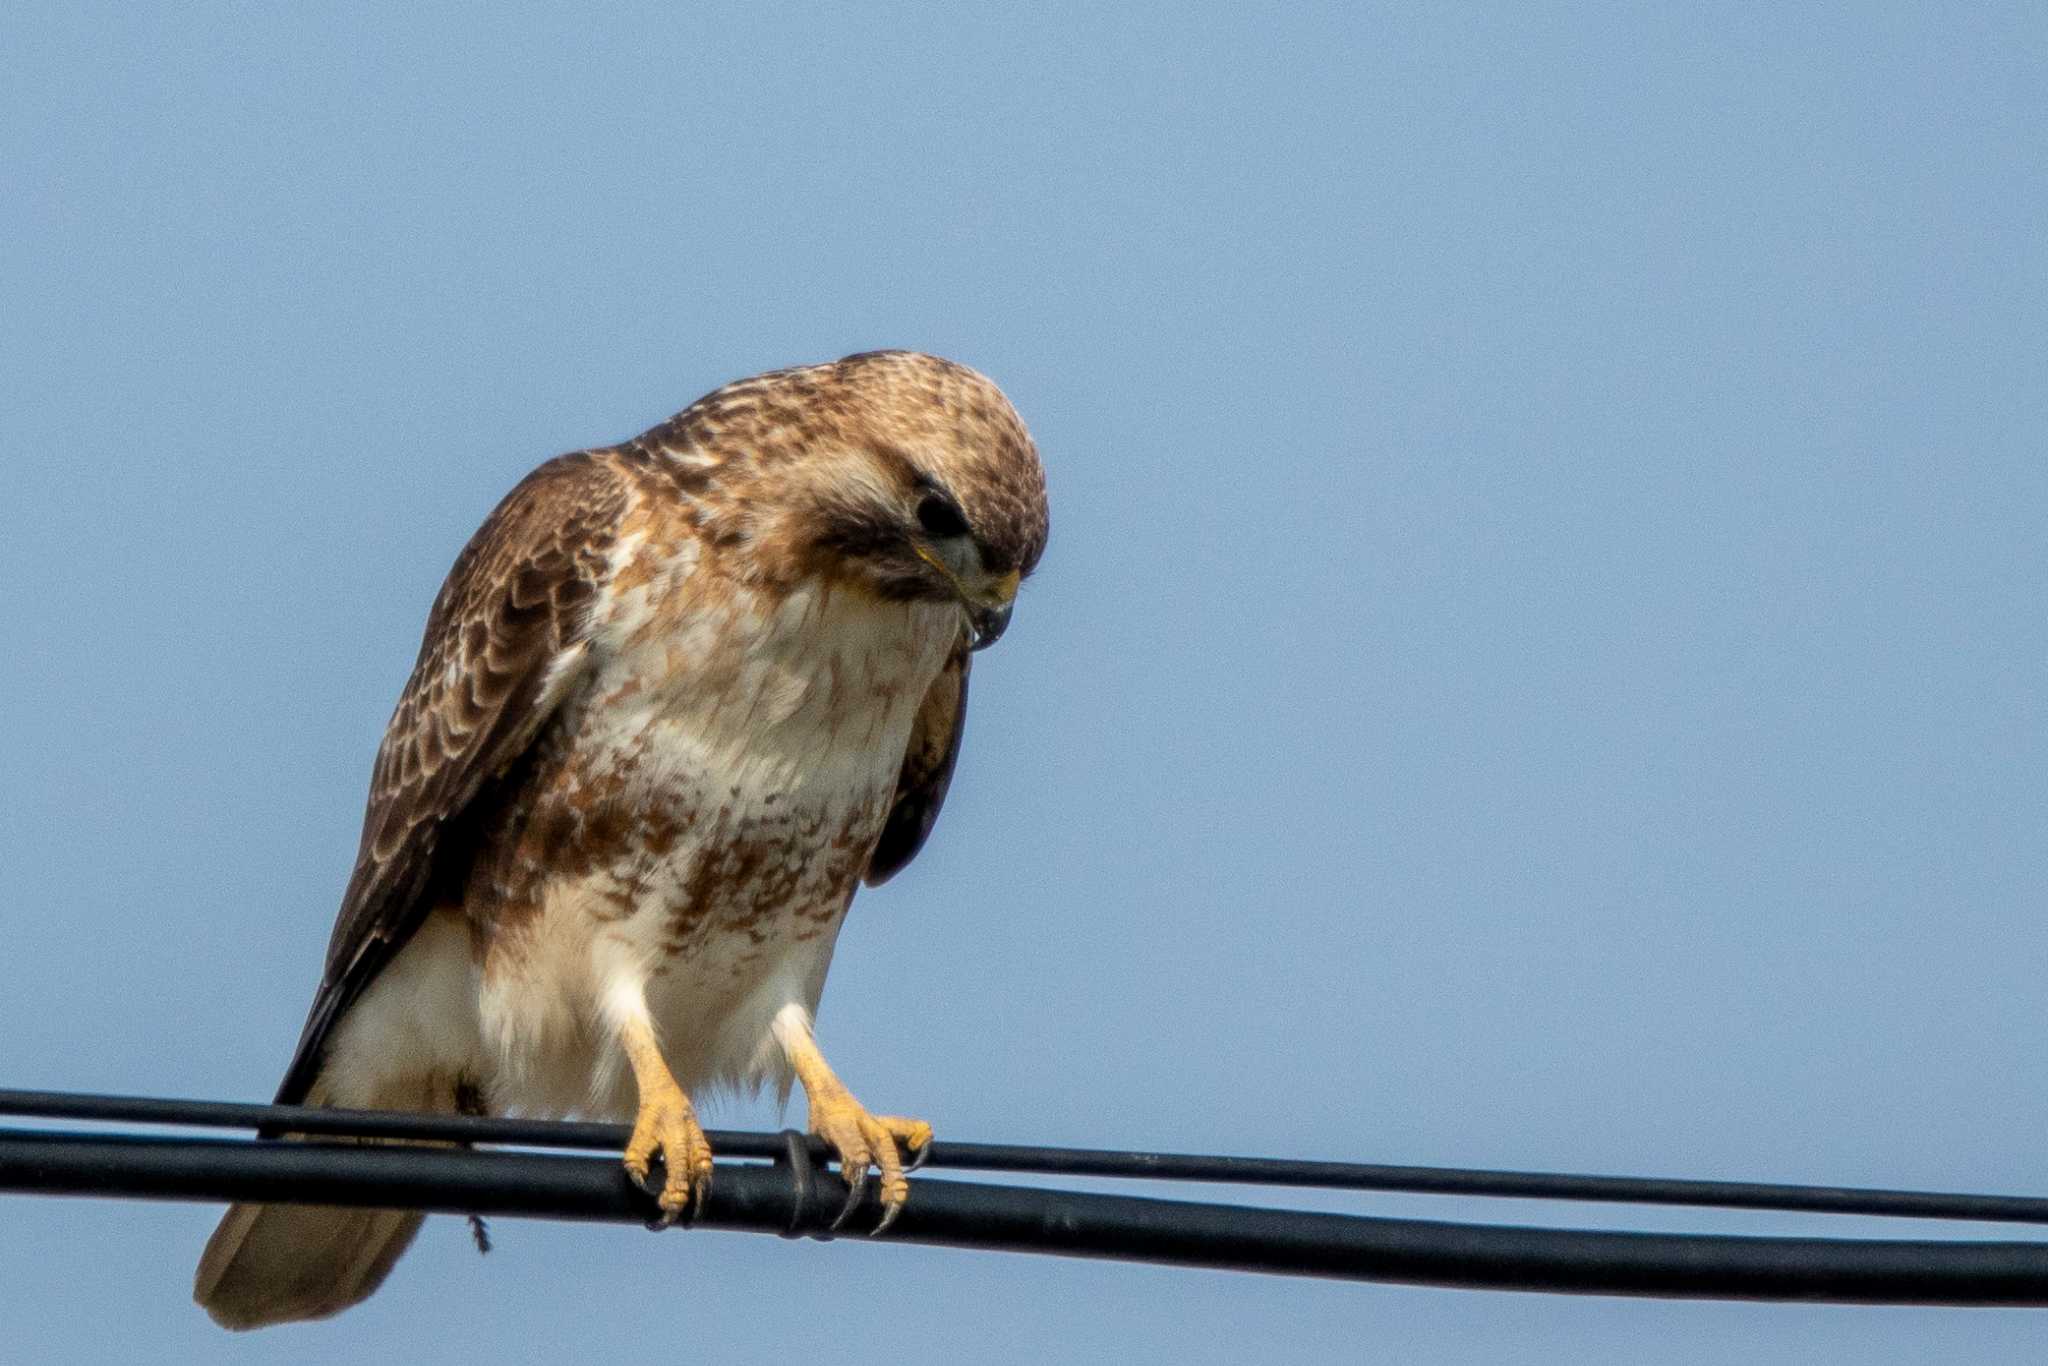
top-left (274, 452), bottom-right (628, 1104)
top-left (864, 635), bottom-right (971, 886)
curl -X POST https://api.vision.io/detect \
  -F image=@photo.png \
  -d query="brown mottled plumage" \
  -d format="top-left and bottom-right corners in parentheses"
top-left (195, 351), bottom-right (1047, 1329)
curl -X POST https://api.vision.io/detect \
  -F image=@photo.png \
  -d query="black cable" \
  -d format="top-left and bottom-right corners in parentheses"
top-left (5, 1127), bottom-right (2048, 1306)
top-left (3, 1087), bottom-right (2046, 1228)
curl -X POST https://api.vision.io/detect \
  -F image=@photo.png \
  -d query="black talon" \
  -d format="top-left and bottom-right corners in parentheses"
top-left (831, 1166), bottom-right (869, 1232)
top-left (631, 1163), bottom-right (671, 1229)
top-left (642, 1188), bottom-right (677, 1232)
top-left (777, 1129), bottom-right (817, 1239)
top-left (905, 1137), bottom-right (932, 1173)
top-left (631, 1157), bottom-right (696, 1230)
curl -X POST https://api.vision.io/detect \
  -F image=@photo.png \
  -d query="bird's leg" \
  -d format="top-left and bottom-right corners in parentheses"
top-left (772, 1004), bottom-right (933, 1234)
top-left (617, 1013), bottom-right (714, 1226)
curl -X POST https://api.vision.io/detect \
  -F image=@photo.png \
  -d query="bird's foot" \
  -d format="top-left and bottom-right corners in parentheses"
top-left (622, 1079), bottom-right (714, 1227)
top-left (807, 1086), bottom-right (933, 1235)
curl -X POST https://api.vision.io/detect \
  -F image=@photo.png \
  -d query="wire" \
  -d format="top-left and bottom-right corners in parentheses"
top-left (7, 1125), bottom-right (2048, 1306)
top-left (3, 1087), bottom-right (2047, 1228)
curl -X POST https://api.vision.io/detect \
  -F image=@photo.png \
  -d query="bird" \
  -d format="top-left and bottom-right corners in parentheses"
top-left (193, 350), bottom-right (1049, 1329)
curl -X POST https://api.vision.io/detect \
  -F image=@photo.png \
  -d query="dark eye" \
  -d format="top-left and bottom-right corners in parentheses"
top-left (916, 493), bottom-right (971, 539)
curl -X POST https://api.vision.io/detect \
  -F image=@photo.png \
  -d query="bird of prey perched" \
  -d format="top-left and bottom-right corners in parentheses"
top-left (194, 351), bottom-right (1048, 1329)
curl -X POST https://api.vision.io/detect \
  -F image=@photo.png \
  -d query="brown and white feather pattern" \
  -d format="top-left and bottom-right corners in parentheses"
top-left (278, 349), bottom-right (1045, 1118)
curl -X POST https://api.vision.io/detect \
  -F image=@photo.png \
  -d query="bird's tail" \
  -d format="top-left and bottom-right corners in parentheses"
top-left (193, 1199), bottom-right (424, 1330)
top-left (193, 1071), bottom-right (464, 1330)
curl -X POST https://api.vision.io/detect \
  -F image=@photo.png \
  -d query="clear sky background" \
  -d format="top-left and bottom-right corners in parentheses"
top-left (2, 3), bottom-right (2044, 1362)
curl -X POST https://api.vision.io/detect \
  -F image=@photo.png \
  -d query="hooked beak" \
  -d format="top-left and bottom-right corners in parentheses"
top-left (970, 598), bottom-right (1014, 651)
top-left (968, 569), bottom-right (1021, 652)
top-left (914, 546), bottom-right (1021, 652)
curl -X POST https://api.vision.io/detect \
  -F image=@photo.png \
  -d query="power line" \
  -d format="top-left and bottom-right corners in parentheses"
top-left (5, 1090), bottom-right (2048, 1306)
top-left (4, 1087), bottom-right (2047, 1228)
top-left (10, 1127), bottom-right (2048, 1305)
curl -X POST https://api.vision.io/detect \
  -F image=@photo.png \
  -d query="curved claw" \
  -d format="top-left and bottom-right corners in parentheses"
top-left (831, 1163), bottom-right (870, 1232)
top-left (630, 1170), bottom-right (671, 1231)
top-left (871, 1195), bottom-right (905, 1237)
top-left (626, 1160), bottom-right (671, 1228)
top-left (904, 1135), bottom-right (933, 1173)
top-left (632, 1162), bottom-right (702, 1230)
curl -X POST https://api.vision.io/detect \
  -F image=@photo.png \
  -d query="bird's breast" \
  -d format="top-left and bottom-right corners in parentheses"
top-left (495, 570), bottom-right (956, 945)
top-left (469, 572), bottom-right (957, 1107)
top-left (590, 569), bottom-right (955, 798)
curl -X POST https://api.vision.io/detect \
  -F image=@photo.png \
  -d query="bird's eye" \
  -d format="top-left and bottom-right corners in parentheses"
top-left (916, 493), bottom-right (971, 539)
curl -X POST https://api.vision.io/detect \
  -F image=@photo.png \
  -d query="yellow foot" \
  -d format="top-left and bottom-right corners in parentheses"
top-left (622, 1080), bottom-right (714, 1226)
top-left (807, 1087), bottom-right (934, 1235)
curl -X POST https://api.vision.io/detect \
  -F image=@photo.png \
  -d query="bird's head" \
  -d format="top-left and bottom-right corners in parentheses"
top-left (699, 351), bottom-right (1049, 650)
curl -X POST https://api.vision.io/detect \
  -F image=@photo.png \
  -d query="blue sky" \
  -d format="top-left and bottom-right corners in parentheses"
top-left (2, 3), bottom-right (2044, 1361)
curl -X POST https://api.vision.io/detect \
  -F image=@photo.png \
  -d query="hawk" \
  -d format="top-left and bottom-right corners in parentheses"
top-left (194, 351), bottom-right (1049, 1329)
